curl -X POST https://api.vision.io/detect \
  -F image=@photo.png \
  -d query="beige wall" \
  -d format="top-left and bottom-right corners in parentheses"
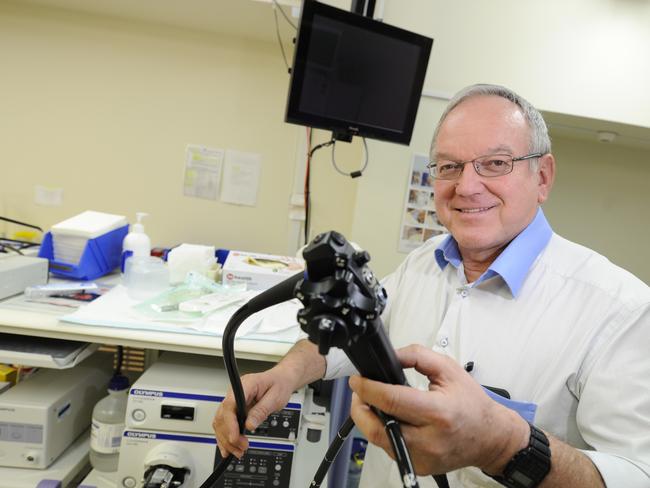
top-left (383, 0), bottom-right (650, 128)
top-left (544, 137), bottom-right (650, 283)
top-left (0, 1), bottom-right (360, 255)
top-left (2, 1), bottom-right (648, 286)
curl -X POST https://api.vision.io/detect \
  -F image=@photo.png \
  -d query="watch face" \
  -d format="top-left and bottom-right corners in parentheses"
top-left (512, 471), bottom-right (535, 486)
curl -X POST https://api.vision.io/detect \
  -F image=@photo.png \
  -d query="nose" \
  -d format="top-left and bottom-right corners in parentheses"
top-left (454, 162), bottom-right (484, 195)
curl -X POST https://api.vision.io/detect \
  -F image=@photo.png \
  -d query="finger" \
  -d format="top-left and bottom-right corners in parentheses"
top-left (244, 388), bottom-right (284, 431)
top-left (213, 406), bottom-right (249, 456)
top-left (217, 435), bottom-right (248, 459)
top-left (396, 344), bottom-right (460, 382)
top-left (214, 424), bottom-right (248, 459)
top-left (215, 398), bottom-right (244, 444)
top-left (349, 375), bottom-right (435, 426)
top-left (350, 393), bottom-right (394, 457)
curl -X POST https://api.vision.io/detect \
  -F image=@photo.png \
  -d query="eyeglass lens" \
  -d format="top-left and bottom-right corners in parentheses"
top-left (432, 155), bottom-right (514, 179)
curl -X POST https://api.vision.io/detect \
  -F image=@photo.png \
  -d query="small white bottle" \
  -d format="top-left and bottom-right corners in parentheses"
top-left (121, 212), bottom-right (151, 272)
top-left (89, 375), bottom-right (129, 472)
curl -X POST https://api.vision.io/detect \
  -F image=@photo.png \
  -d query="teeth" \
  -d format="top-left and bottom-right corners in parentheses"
top-left (459, 207), bottom-right (491, 213)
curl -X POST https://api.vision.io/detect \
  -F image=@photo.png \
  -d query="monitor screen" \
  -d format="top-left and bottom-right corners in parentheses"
top-left (285, 1), bottom-right (433, 145)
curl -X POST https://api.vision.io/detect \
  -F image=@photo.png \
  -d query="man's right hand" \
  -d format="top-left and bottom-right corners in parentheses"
top-left (212, 365), bottom-right (296, 459)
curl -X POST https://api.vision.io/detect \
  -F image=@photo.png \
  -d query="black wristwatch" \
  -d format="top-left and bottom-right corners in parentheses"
top-left (489, 423), bottom-right (551, 488)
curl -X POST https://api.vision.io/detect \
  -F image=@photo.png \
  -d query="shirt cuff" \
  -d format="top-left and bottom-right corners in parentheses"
top-left (581, 450), bottom-right (650, 487)
top-left (323, 348), bottom-right (359, 380)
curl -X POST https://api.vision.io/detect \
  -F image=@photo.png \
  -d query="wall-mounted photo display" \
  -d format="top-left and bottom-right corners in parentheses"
top-left (398, 154), bottom-right (447, 253)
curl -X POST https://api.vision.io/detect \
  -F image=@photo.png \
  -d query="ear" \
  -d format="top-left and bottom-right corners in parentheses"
top-left (536, 153), bottom-right (555, 204)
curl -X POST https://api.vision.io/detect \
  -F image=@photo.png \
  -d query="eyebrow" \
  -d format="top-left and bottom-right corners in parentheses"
top-left (433, 145), bottom-right (515, 161)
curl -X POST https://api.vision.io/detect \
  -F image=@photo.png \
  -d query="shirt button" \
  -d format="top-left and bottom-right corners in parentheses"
top-left (439, 337), bottom-right (449, 347)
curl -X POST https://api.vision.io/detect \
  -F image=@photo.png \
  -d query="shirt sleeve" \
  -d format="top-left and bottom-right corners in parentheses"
top-left (581, 451), bottom-right (650, 487)
top-left (324, 347), bottom-right (359, 380)
top-left (576, 303), bottom-right (650, 485)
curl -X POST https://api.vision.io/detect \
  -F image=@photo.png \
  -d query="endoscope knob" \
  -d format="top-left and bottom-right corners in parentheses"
top-left (314, 315), bottom-right (349, 355)
top-left (317, 317), bottom-right (335, 355)
top-left (352, 250), bottom-right (370, 266)
top-left (331, 231), bottom-right (346, 246)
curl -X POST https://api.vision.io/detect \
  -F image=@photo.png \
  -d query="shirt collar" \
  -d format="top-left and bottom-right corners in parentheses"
top-left (434, 208), bottom-right (553, 297)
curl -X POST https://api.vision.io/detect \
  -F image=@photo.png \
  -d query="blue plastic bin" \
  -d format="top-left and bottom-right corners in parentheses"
top-left (38, 225), bottom-right (129, 280)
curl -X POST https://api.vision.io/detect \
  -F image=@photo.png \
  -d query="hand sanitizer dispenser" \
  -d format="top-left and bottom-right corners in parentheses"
top-left (121, 212), bottom-right (151, 272)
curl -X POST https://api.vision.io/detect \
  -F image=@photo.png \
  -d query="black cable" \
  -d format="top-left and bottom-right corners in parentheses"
top-left (271, 0), bottom-right (297, 29)
top-left (304, 128), bottom-right (313, 246)
top-left (115, 345), bottom-right (124, 376)
top-left (310, 416), bottom-right (355, 487)
top-left (304, 138), bottom-right (335, 245)
top-left (375, 409), bottom-right (421, 488)
top-left (2, 244), bottom-right (24, 255)
top-left (331, 137), bottom-right (369, 178)
top-left (272, 6), bottom-right (291, 72)
top-left (0, 216), bottom-right (43, 233)
top-left (312, 411), bottom-right (428, 488)
top-left (200, 273), bottom-right (304, 488)
top-left (199, 453), bottom-right (236, 488)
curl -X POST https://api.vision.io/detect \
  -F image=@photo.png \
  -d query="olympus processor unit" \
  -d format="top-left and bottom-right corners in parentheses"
top-left (117, 352), bottom-right (329, 488)
top-left (0, 353), bottom-right (112, 469)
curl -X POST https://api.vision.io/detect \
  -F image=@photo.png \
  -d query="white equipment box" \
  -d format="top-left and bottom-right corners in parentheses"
top-left (118, 352), bottom-right (329, 488)
top-left (0, 428), bottom-right (91, 488)
top-left (0, 255), bottom-right (48, 300)
top-left (0, 353), bottom-right (112, 469)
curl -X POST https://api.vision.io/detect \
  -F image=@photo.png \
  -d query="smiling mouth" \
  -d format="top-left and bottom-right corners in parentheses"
top-left (455, 205), bottom-right (497, 213)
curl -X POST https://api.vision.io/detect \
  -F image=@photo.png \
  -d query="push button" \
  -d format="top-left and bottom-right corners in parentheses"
top-left (457, 286), bottom-right (469, 297)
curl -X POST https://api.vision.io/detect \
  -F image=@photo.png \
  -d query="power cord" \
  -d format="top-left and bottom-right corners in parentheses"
top-left (304, 136), bottom-right (369, 245)
top-left (2, 243), bottom-right (24, 255)
top-left (331, 137), bottom-right (369, 178)
top-left (272, 6), bottom-right (291, 72)
top-left (271, 0), bottom-right (297, 29)
top-left (304, 137), bottom-right (336, 245)
top-left (270, 0), bottom-right (297, 73)
top-left (0, 216), bottom-right (43, 233)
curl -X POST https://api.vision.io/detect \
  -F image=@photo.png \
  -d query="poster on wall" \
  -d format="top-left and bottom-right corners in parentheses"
top-left (398, 153), bottom-right (447, 253)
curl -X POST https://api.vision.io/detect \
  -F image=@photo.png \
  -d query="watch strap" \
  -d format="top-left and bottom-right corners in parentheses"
top-left (490, 423), bottom-right (551, 488)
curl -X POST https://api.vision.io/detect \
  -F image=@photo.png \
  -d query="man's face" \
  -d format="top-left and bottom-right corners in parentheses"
top-left (433, 95), bottom-right (554, 260)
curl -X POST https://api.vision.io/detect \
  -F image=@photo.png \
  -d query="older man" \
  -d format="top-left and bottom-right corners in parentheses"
top-left (213, 84), bottom-right (650, 487)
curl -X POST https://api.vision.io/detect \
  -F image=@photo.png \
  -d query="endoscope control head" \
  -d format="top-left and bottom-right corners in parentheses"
top-left (295, 231), bottom-right (387, 355)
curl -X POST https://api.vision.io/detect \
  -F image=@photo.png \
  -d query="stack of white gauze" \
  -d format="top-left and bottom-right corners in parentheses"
top-left (51, 211), bottom-right (127, 265)
top-left (167, 244), bottom-right (219, 284)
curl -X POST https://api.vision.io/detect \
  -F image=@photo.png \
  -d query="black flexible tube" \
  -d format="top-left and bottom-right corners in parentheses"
top-left (115, 345), bottom-right (124, 376)
top-left (374, 410), bottom-right (420, 488)
top-left (310, 415), bottom-right (356, 488)
top-left (199, 273), bottom-right (304, 488)
top-left (198, 452), bottom-right (236, 488)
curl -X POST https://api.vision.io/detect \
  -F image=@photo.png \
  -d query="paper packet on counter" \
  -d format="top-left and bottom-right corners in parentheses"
top-left (133, 272), bottom-right (250, 322)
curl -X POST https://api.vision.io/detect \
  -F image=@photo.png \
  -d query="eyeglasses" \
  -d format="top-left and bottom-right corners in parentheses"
top-left (427, 153), bottom-right (543, 180)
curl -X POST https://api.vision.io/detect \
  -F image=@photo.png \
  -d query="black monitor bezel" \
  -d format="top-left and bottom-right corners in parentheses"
top-left (285, 0), bottom-right (433, 145)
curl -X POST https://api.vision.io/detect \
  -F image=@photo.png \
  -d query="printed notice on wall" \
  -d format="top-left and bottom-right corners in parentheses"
top-left (398, 154), bottom-right (447, 253)
top-left (220, 150), bottom-right (261, 207)
top-left (183, 145), bottom-right (224, 200)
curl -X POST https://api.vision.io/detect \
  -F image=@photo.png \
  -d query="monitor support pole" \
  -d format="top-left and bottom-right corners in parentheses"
top-left (351, 0), bottom-right (375, 18)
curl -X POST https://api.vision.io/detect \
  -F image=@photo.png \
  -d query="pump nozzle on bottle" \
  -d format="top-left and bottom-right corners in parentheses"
top-left (121, 212), bottom-right (152, 272)
top-left (132, 212), bottom-right (149, 233)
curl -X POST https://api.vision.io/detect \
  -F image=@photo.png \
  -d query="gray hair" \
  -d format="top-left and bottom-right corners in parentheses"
top-left (430, 84), bottom-right (551, 171)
